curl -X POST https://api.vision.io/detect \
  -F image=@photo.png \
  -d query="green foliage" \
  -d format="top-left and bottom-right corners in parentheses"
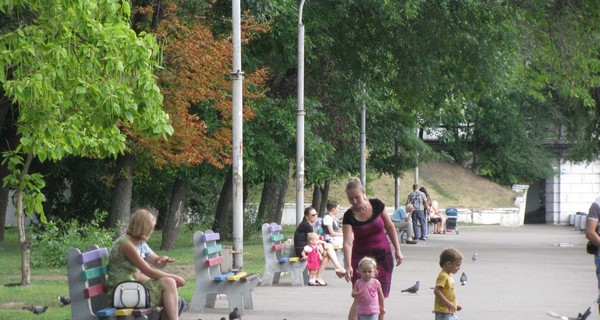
top-left (31, 211), bottom-right (114, 268)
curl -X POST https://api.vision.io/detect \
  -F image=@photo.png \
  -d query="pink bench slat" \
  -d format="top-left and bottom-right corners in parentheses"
top-left (272, 243), bottom-right (285, 251)
top-left (83, 283), bottom-right (105, 298)
top-left (205, 256), bottom-right (224, 267)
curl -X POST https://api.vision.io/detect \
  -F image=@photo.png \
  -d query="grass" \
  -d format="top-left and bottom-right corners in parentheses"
top-left (0, 224), bottom-right (298, 319)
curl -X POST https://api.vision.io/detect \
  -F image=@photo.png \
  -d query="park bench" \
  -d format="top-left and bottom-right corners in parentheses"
top-left (66, 246), bottom-right (157, 320)
top-left (189, 230), bottom-right (259, 313)
top-left (261, 222), bottom-right (308, 286)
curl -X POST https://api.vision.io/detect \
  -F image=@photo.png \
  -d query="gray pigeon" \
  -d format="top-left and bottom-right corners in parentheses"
top-left (460, 272), bottom-right (467, 286)
top-left (401, 281), bottom-right (420, 294)
top-left (22, 305), bottom-right (48, 315)
top-left (229, 307), bottom-right (242, 320)
top-left (58, 296), bottom-right (71, 306)
top-left (472, 252), bottom-right (478, 261)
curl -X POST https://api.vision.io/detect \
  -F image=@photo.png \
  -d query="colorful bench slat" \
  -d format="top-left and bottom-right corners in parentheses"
top-left (288, 257), bottom-right (300, 262)
top-left (190, 230), bottom-right (259, 314)
top-left (115, 308), bottom-right (133, 316)
top-left (270, 233), bottom-right (284, 242)
top-left (272, 243), bottom-right (285, 251)
top-left (77, 247), bottom-right (108, 264)
top-left (205, 256), bottom-right (225, 267)
top-left (81, 265), bottom-right (108, 281)
top-left (83, 283), bottom-right (105, 299)
top-left (240, 273), bottom-right (258, 282)
top-left (268, 224), bottom-right (283, 233)
top-left (213, 272), bottom-right (235, 282)
top-left (203, 244), bottom-right (222, 256)
top-left (132, 308), bottom-right (154, 316)
top-left (96, 307), bottom-right (116, 317)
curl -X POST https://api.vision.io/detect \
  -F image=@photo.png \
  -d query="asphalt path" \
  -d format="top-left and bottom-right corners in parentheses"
top-left (181, 224), bottom-right (596, 320)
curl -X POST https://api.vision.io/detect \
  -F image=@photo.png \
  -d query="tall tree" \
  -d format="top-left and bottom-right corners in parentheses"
top-left (0, 0), bottom-right (172, 285)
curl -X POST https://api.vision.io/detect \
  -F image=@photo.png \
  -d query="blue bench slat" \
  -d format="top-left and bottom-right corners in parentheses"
top-left (78, 248), bottom-right (108, 264)
top-left (96, 307), bottom-right (116, 317)
top-left (201, 232), bottom-right (221, 242)
top-left (279, 257), bottom-right (290, 263)
top-left (269, 224), bottom-right (283, 232)
top-left (213, 272), bottom-right (235, 282)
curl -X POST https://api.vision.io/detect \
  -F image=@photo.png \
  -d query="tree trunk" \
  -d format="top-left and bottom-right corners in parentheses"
top-left (161, 177), bottom-right (189, 250)
top-left (17, 152), bottom-right (34, 286)
top-left (213, 166), bottom-right (233, 237)
top-left (311, 180), bottom-right (331, 216)
top-left (109, 153), bottom-right (136, 237)
top-left (257, 180), bottom-right (279, 224)
top-left (272, 171), bottom-right (290, 224)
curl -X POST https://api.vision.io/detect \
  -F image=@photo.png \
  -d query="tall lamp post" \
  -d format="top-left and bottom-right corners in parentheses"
top-left (296, 0), bottom-right (306, 226)
top-left (231, 0), bottom-right (244, 270)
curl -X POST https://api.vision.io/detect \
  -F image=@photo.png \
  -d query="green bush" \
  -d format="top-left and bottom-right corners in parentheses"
top-left (31, 210), bottom-right (114, 268)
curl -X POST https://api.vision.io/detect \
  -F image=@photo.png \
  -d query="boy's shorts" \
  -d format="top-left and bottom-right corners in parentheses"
top-left (435, 312), bottom-right (459, 320)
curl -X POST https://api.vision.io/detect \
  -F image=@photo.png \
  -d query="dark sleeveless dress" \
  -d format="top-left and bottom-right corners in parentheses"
top-left (342, 198), bottom-right (394, 297)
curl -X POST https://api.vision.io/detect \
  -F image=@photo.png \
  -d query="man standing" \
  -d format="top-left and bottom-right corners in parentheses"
top-left (391, 203), bottom-right (418, 244)
top-left (407, 184), bottom-right (429, 241)
top-left (586, 194), bottom-right (600, 315)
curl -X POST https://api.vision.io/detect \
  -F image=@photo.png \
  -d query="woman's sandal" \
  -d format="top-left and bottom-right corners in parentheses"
top-left (335, 269), bottom-right (347, 279)
top-left (316, 278), bottom-right (327, 286)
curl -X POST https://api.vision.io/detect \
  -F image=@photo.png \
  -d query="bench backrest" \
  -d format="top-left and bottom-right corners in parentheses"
top-left (67, 246), bottom-right (110, 317)
top-left (193, 230), bottom-right (235, 281)
top-left (262, 223), bottom-right (288, 261)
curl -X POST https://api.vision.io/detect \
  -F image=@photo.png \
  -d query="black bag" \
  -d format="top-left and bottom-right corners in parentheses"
top-left (587, 241), bottom-right (598, 255)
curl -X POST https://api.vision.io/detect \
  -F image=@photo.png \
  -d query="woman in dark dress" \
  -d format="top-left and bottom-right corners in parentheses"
top-left (343, 178), bottom-right (403, 319)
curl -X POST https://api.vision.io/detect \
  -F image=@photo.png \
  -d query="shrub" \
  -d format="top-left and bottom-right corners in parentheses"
top-left (31, 210), bottom-right (114, 268)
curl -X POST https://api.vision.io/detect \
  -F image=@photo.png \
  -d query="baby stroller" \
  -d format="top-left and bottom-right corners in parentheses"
top-left (445, 208), bottom-right (459, 234)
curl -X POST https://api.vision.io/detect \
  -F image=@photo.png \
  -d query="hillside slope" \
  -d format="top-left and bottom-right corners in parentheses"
top-left (289, 161), bottom-right (517, 209)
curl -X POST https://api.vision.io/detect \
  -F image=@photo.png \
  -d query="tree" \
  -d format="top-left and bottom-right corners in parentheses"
top-left (0, 0), bottom-right (172, 285)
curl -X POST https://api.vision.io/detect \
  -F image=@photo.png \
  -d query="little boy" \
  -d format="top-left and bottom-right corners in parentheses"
top-left (433, 247), bottom-right (463, 320)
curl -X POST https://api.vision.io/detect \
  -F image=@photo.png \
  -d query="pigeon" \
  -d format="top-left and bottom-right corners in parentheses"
top-left (547, 307), bottom-right (591, 320)
top-left (401, 281), bottom-right (420, 294)
top-left (22, 305), bottom-right (48, 315)
top-left (58, 296), bottom-right (71, 306)
top-left (472, 252), bottom-right (478, 261)
top-left (460, 272), bottom-right (467, 286)
top-left (229, 307), bottom-right (242, 320)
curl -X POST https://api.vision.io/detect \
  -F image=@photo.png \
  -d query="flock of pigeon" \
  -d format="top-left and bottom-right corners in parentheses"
top-left (20, 296), bottom-right (70, 315)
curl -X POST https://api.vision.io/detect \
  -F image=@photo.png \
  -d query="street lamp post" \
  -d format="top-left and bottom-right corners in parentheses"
top-left (296, 0), bottom-right (306, 226)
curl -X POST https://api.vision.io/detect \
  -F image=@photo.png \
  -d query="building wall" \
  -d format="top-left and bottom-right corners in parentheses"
top-left (546, 159), bottom-right (600, 224)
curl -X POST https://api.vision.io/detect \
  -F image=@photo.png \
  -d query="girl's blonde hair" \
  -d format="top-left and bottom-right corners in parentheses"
top-left (127, 208), bottom-right (156, 241)
top-left (358, 256), bottom-right (377, 271)
top-left (439, 247), bottom-right (463, 267)
top-left (307, 232), bottom-right (319, 242)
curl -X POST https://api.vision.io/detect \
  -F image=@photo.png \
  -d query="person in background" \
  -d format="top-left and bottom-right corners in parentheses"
top-left (343, 178), bottom-right (403, 320)
top-left (585, 194), bottom-right (600, 315)
top-left (407, 184), bottom-right (428, 241)
top-left (294, 206), bottom-right (346, 286)
top-left (390, 203), bottom-right (418, 244)
top-left (323, 200), bottom-right (343, 247)
top-left (433, 247), bottom-right (463, 320)
top-left (429, 200), bottom-right (446, 234)
top-left (107, 208), bottom-right (185, 320)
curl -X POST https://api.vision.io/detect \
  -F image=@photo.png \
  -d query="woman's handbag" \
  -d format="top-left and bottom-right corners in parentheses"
top-left (113, 281), bottom-right (151, 308)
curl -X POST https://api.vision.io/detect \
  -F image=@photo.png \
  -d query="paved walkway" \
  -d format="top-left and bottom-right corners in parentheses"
top-left (181, 224), bottom-right (596, 320)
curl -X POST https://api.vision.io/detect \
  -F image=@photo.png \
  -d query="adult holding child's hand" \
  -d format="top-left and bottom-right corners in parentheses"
top-left (342, 178), bottom-right (403, 320)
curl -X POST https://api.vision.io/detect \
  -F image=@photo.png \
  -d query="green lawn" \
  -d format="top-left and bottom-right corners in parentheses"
top-left (0, 224), bottom-right (295, 320)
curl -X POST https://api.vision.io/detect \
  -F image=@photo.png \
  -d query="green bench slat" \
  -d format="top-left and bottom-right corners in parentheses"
top-left (81, 265), bottom-right (108, 281)
top-left (270, 233), bottom-right (284, 242)
top-left (203, 244), bottom-right (222, 255)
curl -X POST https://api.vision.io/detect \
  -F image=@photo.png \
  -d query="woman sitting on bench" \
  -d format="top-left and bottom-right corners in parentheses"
top-left (294, 206), bottom-right (346, 286)
top-left (107, 208), bottom-right (186, 320)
